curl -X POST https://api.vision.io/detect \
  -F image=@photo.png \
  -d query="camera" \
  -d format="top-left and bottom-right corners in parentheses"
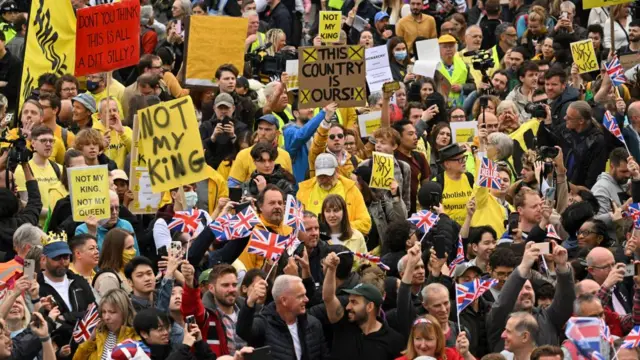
top-left (463, 49), bottom-right (495, 86)
top-left (524, 102), bottom-right (547, 119)
top-left (0, 134), bottom-right (32, 171)
top-left (245, 45), bottom-right (298, 83)
top-left (538, 146), bottom-right (559, 160)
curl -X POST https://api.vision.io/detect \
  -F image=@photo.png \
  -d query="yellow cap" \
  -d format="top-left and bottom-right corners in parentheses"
top-left (438, 34), bottom-right (457, 44)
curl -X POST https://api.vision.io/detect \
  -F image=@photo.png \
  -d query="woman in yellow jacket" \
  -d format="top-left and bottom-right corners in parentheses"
top-left (73, 289), bottom-right (140, 360)
top-left (320, 194), bottom-right (367, 254)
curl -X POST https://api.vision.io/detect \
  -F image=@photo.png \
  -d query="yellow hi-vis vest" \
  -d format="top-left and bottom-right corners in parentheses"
top-left (250, 32), bottom-right (266, 53)
top-left (438, 54), bottom-right (469, 108)
top-left (270, 105), bottom-right (294, 148)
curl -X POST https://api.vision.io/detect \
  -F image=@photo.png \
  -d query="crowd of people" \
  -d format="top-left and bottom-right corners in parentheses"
top-left (1, 0), bottom-right (640, 359)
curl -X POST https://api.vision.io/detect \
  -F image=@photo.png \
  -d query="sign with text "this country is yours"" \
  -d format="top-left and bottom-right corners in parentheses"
top-left (298, 45), bottom-right (366, 108)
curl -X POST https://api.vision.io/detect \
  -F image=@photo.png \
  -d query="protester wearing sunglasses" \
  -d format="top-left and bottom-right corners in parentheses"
top-left (309, 120), bottom-right (360, 179)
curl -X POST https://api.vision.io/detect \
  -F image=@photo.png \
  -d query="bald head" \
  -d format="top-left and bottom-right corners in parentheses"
top-left (628, 101), bottom-right (640, 125)
top-left (478, 111), bottom-right (499, 134)
top-left (575, 279), bottom-right (600, 296)
top-left (586, 247), bottom-right (615, 285)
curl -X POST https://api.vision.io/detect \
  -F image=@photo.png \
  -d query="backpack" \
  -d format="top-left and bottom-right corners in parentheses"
top-left (92, 268), bottom-right (123, 289)
top-left (49, 160), bottom-right (61, 180)
top-left (61, 127), bottom-right (69, 149)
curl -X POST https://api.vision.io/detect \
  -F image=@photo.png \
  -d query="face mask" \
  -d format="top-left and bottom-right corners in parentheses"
top-left (394, 51), bottom-right (407, 61)
top-left (86, 80), bottom-right (100, 92)
top-left (122, 249), bottom-right (136, 266)
top-left (185, 191), bottom-right (198, 209)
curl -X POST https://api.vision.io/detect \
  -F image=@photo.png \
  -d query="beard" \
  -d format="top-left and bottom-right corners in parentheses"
top-left (348, 308), bottom-right (368, 325)
top-left (215, 292), bottom-right (236, 307)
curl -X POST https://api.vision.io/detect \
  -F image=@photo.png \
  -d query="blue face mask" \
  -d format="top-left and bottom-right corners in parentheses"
top-left (86, 80), bottom-right (100, 92)
top-left (394, 50), bottom-right (407, 61)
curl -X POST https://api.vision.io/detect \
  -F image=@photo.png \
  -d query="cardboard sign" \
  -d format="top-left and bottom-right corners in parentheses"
top-left (68, 165), bottom-right (110, 222)
top-left (450, 121), bottom-right (477, 144)
top-left (583, 0), bottom-right (633, 10)
top-left (75, 1), bottom-right (140, 76)
top-left (137, 97), bottom-right (208, 193)
top-left (129, 115), bottom-right (162, 214)
top-left (570, 39), bottom-right (599, 74)
top-left (298, 45), bottom-right (366, 108)
top-left (319, 11), bottom-right (342, 43)
top-left (365, 45), bottom-right (393, 93)
top-left (620, 53), bottom-right (639, 71)
top-left (183, 16), bottom-right (248, 87)
top-left (370, 152), bottom-right (394, 190)
top-left (357, 111), bottom-right (382, 137)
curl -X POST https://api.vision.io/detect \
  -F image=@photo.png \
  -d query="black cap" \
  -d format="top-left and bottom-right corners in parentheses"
top-left (342, 283), bottom-right (383, 306)
top-left (0, 1), bottom-right (17, 13)
top-left (437, 143), bottom-right (466, 163)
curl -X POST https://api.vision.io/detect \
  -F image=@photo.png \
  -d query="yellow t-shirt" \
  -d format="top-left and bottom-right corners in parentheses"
top-left (53, 126), bottom-right (76, 150)
top-left (14, 159), bottom-right (68, 226)
top-left (439, 172), bottom-right (473, 225)
top-left (228, 145), bottom-right (293, 186)
top-left (5, 127), bottom-right (66, 164)
top-left (93, 121), bottom-right (132, 170)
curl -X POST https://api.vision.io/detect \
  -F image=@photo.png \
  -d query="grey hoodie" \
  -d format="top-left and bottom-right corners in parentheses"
top-left (505, 86), bottom-right (532, 122)
top-left (591, 172), bottom-right (627, 215)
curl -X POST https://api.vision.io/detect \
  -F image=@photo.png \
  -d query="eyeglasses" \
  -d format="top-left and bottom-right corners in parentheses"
top-left (329, 134), bottom-right (344, 140)
top-left (447, 155), bottom-right (468, 164)
top-left (591, 263), bottom-right (614, 271)
top-left (61, 88), bottom-right (77, 92)
top-left (577, 229), bottom-right (597, 237)
top-left (36, 138), bottom-right (55, 144)
top-left (110, 205), bottom-right (120, 213)
top-left (451, 115), bottom-right (466, 120)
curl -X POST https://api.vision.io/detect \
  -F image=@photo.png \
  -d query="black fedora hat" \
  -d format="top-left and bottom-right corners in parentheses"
top-left (437, 143), bottom-right (466, 163)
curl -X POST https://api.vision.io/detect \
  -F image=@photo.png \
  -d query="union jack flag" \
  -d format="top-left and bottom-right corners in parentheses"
top-left (408, 210), bottom-right (439, 234)
top-left (112, 340), bottom-right (151, 359)
top-left (546, 224), bottom-right (562, 241)
top-left (603, 110), bottom-right (627, 145)
top-left (73, 302), bottom-right (100, 343)
top-left (456, 278), bottom-right (498, 314)
top-left (478, 157), bottom-right (501, 190)
top-left (248, 229), bottom-right (289, 262)
top-left (167, 209), bottom-right (211, 237)
top-left (449, 235), bottom-right (466, 272)
top-left (605, 55), bottom-right (627, 86)
top-left (229, 206), bottom-right (261, 238)
top-left (624, 203), bottom-right (640, 229)
top-left (476, 278), bottom-right (498, 298)
top-left (284, 195), bottom-right (306, 232)
top-left (352, 252), bottom-right (391, 271)
top-left (622, 325), bottom-right (640, 349)
top-left (565, 317), bottom-right (605, 358)
top-left (209, 214), bottom-right (237, 241)
top-left (286, 230), bottom-right (301, 256)
top-left (600, 320), bottom-right (614, 347)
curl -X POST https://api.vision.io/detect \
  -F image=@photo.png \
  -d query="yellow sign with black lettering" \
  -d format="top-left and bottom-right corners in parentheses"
top-left (319, 11), bottom-right (341, 43)
top-left (583, 0), bottom-right (633, 10)
top-left (370, 152), bottom-right (394, 190)
top-left (137, 97), bottom-right (208, 193)
top-left (298, 45), bottom-right (366, 108)
top-left (570, 39), bottom-right (599, 74)
top-left (68, 165), bottom-right (110, 222)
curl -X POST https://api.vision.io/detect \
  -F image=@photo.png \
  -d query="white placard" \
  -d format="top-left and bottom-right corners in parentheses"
top-left (135, 167), bottom-right (162, 209)
top-left (365, 46), bottom-right (393, 93)
top-left (450, 121), bottom-right (478, 144)
top-left (357, 110), bottom-right (382, 138)
top-left (285, 60), bottom-right (299, 90)
top-left (413, 60), bottom-right (441, 79)
top-left (415, 38), bottom-right (440, 61)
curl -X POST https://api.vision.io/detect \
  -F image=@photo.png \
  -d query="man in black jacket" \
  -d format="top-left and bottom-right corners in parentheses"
top-left (37, 241), bottom-right (95, 348)
top-left (544, 66), bottom-right (580, 131)
top-left (264, 0), bottom-right (293, 45)
top-left (237, 275), bottom-right (328, 360)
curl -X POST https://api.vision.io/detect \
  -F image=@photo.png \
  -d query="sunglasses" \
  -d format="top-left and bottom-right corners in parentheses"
top-left (329, 134), bottom-right (344, 140)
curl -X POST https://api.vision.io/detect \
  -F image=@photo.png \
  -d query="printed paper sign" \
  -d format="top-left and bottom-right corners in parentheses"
top-left (68, 165), bottom-right (110, 222)
top-left (319, 11), bottom-right (342, 43)
top-left (129, 115), bottom-right (162, 214)
top-left (298, 45), bottom-right (366, 108)
top-left (75, 1), bottom-right (140, 76)
top-left (366, 45), bottom-right (394, 92)
top-left (450, 121), bottom-right (477, 144)
top-left (370, 152), bottom-right (394, 190)
top-left (570, 39), bottom-right (599, 74)
top-left (137, 97), bottom-right (208, 193)
top-left (357, 111), bottom-right (382, 137)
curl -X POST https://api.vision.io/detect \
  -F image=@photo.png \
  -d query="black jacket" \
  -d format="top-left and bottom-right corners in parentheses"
top-left (243, 164), bottom-right (296, 198)
top-left (9, 328), bottom-right (42, 360)
top-left (166, 341), bottom-right (217, 360)
top-left (37, 270), bottom-right (96, 344)
top-left (237, 302), bottom-right (328, 360)
top-left (266, 2), bottom-right (293, 46)
top-left (0, 180), bottom-right (41, 261)
top-left (0, 49), bottom-right (21, 111)
top-left (340, 0), bottom-right (377, 28)
top-left (549, 86), bottom-right (580, 131)
top-left (200, 117), bottom-right (249, 170)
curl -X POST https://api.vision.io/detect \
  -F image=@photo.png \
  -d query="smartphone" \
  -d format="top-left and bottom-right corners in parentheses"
top-left (233, 201), bottom-right (252, 212)
top-left (175, 20), bottom-right (182, 35)
top-left (561, 11), bottom-right (568, 20)
top-left (532, 242), bottom-right (551, 255)
top-left (245, 346), bottom-right (273, 360)
top-left (157, 246), bottom-right (168, 258)
top-left (384, 24), bottom-right (394, 32)
top-left (508, 212), bottom-right (520, 235)
top-left (433, 234), bottom-right (447, 258)
top-left (23, 259), bottom-right (35, 281)
top-left (170, 241), bottom-right (183, 258)
top-left (229, 187), bottom-right (243, 202)
top-left (429, 192), bottom-right (441, 208)
top-left (186, 315), bottom-right (196, 325)
top-left (625, 263), bottom-right (635, 277)
top-left (383, 81), bottom-right (400, 93)
top-left (32, 313), bottom-right (41, 328)
top-left (544, 187), bottom-right (556, 206)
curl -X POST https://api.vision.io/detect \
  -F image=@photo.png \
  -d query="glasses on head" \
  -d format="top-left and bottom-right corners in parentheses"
top-left (329, 134), bottom-right (344, 140)
top-left (37, 138), bottom-right (55, 144)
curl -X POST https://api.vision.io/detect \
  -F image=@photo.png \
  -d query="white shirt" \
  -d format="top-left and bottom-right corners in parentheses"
top-left (287, 323), bottom-right (302, 360)
top-left (43, 274), bottom-right (73, 311)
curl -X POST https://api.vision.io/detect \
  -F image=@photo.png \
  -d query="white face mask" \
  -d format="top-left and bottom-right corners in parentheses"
top-left (185, 191), bottom-right (198, 209)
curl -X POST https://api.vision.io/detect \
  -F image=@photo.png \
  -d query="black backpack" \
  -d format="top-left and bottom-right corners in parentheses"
top-left (434, 172), bottom-right (474, 189)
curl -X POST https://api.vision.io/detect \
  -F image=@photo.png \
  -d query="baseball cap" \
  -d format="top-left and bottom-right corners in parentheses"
top-left (315, 153), bottom-right (338, 177)
top-left (71, 93), bottom-right (97, 114)
top-left (199, 268), bottom-right (213, 284)
top-left (343, 283), bottom-right (383, 306)
top-left (214, 93), bottom-right (234, 108)
top-left (0, 1), bottom-right (17, 13)
top-left (111, 169), bottom-right (128, 182)
top-left (374, 11), bottom-right (390, 23)
top-left (257, 114), bottom-right (280, 130)
top-left (438, 34), bottom-right (457, 44)
top-left (451, 262), bottom-right (483, 279)
top-left (43, 241), bottom-right (72, 259)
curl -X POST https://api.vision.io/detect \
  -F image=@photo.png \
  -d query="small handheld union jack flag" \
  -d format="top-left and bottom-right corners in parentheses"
top-left (229, 206), bottom-right (261, 238)
top-left (605, 55), bottom-right (627, 87)
top-left (209, 214), bottom-right (237, 241)
top-left (478, 157), bottom-right (501, 190)
top-left (448, 236), bottom-right (465, 272)
top-left (546, 224), bottom-right (562, 241)
top-left (248, 229), bottom-right (289, 262)
top-left (352, 252), bottom-right (391, 271)
top-left (603, 110), bottom-right (628, 148)
top-left (456, 281), bottom-right (477, 313)
top-left (622, 325), bottom-right (640, 349)
top-left (408, 210), bottom-right (439, 234)
top-left (284, 195), bottom-right (306, 232)
top-left (73, 302), bottom-right (100, 344)
top-left (167, 209), bottom-right (211, 237)
top-left (600, 319), bottom-right (614, 347)
top-left (624, 203), bottom-right (640, 230)
top-left (565, 317), bottom-right (606, 358)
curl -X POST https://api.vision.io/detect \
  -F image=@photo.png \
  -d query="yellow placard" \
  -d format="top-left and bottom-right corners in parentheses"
top-left (319, 11), bottom-right (342, 43)
top-left (129, 115), bottom-right (161, 214)
top-left (19, 0), bottom-right (76, 110)
top-left (68, 165), bottom-right (110, 222)
top-left (583, 0), bottom-right (633, 10)
top-left (137, 97), bottom-right (208, 193)
top-left (370, 152), bottom-right (395, 190)
top-left (570, 39), bottom-right (599, 74)
top-left (455, 129), bottom-right (475, 144)
top-left (183, 16), bottom-right (248, 87)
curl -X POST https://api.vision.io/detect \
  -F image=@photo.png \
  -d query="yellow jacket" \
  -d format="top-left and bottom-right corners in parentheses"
top-left (297, 176), bottom-right (371, 235)
top-left (308, 124), bottom-right (357, 178)
top-left (205, 166), bottom-right (229, 214)
top-left (93, 120), bottom-right (133, 170)
top-left (238, 214), bottom-right (293, 270)
top-left (470, 186), bottom-right (512, 235)
top-left (73, 326), bottom-right (140, 360)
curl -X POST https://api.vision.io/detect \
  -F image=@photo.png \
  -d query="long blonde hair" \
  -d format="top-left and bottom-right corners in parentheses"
top-left (265, 29), bottom-right (285, 56)
top-left (404, 315), bottom-right (447, 360)
top-left (98, 289), bottom-right (135, 333)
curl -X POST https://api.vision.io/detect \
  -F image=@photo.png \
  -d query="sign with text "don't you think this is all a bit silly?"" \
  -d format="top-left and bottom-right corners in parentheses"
top-left (298, 45), bottom-right (366, 108)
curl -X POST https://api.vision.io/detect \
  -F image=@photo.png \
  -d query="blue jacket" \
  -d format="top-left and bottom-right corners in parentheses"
top-left (284, 110), bottom-right (326, 184)
top-left (75, 218), bottom-right (140, 255)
